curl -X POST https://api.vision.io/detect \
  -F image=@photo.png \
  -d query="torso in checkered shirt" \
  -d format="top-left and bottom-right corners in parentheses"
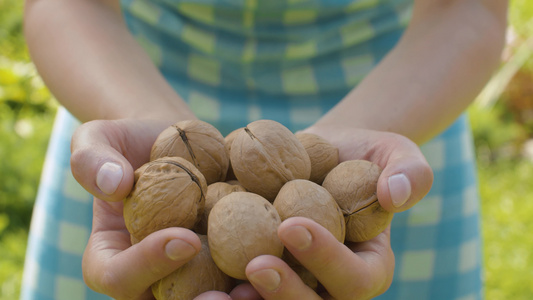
top-left (21, 1), bottom-right (483, 299)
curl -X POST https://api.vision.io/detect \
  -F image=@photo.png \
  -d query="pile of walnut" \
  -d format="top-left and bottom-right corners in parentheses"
top-left (123, 119), bottom-right (394, 300)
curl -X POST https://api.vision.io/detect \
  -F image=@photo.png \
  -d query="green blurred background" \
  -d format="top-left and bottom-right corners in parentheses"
top-left (1, 1), bottom-right (532, 299)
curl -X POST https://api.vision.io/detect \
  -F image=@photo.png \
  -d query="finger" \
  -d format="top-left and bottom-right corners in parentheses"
top-left (83, 226), bottom-right (201, 300)
top-left (70, 119), bottom-right (167, 202)
top-left (278, 217), bottom-right (394, 300)
top-left (229, 283), bottom-right (262, 300)
top-left (193, 291), bottom-right (232, 300)
top-left (245, 255), bottom-right (321, 300)
top-left (371, 134), bottom-right (434, 212)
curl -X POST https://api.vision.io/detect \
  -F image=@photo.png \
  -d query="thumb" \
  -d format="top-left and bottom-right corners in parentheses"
top-left (376, 139), bottom-right (434, 213)
top-left (70, 119), bottom-right (165, 202)
top-left (83, 226), bottom-right (202, 299)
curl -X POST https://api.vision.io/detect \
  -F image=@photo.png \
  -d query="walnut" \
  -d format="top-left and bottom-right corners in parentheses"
top-left (274, 179), bottom-right (345, 243)
top-left (224, 179), bottom-right (245, 188)
top-left (230, 120), bottom-right (311, 201)
top-left (151, 235), bottom-right (234, 300)
top-left (150, 120), bottom-right (229, 184)
top-left (123, 157), bottom-right (207, 244)
top-left (194, 182), bottom-right (246, 235)
top-left (223, 127), bottom-right (243, 181)
top-left (295, 132), bottom-right (339, 184)
top-left (208, 192), bottom-right (284, 279)
top-left (322, 160), bottom-right (393, 242)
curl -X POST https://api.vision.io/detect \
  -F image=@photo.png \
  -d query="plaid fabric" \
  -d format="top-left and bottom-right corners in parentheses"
top-left (21, 108), bottom-right (110, 300)
top-left (382, 116), bottom-right (483, 300)
top-left (21, 0), bottom-right (483, 299)
top-left (121, 0), bottom-right (413, 134)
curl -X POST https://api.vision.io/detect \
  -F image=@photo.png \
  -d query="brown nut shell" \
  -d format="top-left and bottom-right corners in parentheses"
top-left (208, 192), bottom-right (284, 279)
top-left (230, 120), bottom-right (311, 201)
top-left (195, 182), bottom-right (246, 235)
top-left (123, 157), bottom-right (207, 244)
top-left (150, 120), bottom-right (229, 184)
top-left (295, 132), bottom-right (339, 184)
top-left (274, 179), bottom-right (345, 243)
top-left (151, 235), bottom-right (234, 300)
top-left (224, 127), bottom-right (243, 181)
top-left (225, 180), bottom-right (245, 188)
top-left (322, 160), bottom-right (393, 242)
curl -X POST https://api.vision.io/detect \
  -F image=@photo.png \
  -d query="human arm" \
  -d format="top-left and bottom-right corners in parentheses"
top-left (223, 129), bottom-right (428, 300)
top-left (24, 0), bottom-right (195, 122)
top-left (230, 1), bottom-right (509, 299)
top-left (314, 0), bottom-right (508, 146)
top-left (24, 1), bottom-right (200, 299)
top-left (307, 0), bottom-right (508, 212)
top-left (24, 0), bottom-right (507, 299)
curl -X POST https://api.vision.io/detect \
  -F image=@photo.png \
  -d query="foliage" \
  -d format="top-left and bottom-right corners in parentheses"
top-left (469, 3), bottom-right (533, 299)
top-left (507, 0), bottom-right (533, 72)
top-left (509, 0), bottom-right (533, 39)
top-left (0, 1), bottom-right (57, 299)
top-left (0, 60), bottom-right (57, 300)
top-left (477, 158), bottom-right (533, 300)
top-left (469, 102), bottom-right (526, 163)
top-left (0, 230), bottom-right (28, 300)
top-left (0, 0), bottom-right (26, 61)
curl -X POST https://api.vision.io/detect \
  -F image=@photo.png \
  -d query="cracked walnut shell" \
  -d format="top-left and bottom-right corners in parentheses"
top-left (123, 157), bottom-right (207, 244)
top-left (230, 120), bottom-right (311, 201)
top-left (223, 127), bottom-right (243, 181)
top-left (150, 120), bottom-right (229, 184)
top-left (295, 132), bottom-right (339, 184)
top-left (322, 160), bottom-right (393, 242)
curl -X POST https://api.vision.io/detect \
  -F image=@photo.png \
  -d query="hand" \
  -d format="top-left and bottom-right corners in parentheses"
top-left (304, 125), bottom-right (433, 213)
top-left (194, 217), bottom-right (394, 300)
top-left (72, 121), bottom-right (432, 299)
top-left (221, 126), bottom-right (433, 299)
top-left (243, 217), bottom-right (393, 300)
top-left (72, 119), bottom-right (206, 299)
top-left (83, 198), bottom-right (202, 299)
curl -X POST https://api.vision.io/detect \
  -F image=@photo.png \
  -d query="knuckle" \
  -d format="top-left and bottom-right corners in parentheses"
top-left (70, 146), bottom-right (90, 170)
top-left (82, 247), bottom-right (136, 299)
top-left (311, 248), bottom-right (343, 277)
top-left (69, 146), bottom-right (96, 188)
top-left (90, 269), bottom-right (134, 300)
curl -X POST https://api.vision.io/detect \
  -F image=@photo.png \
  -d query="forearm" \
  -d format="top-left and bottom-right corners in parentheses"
top-left (24, 0), bottom-right (195, 123)
top-left (314, 0), bottom-right (508, 144)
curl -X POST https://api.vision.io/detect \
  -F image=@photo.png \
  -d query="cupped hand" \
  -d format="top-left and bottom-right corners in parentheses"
top-left (72, 121), bottom-right (433, 299)
top-left (71, 119), bottom-right (206, 299)
top-left (244, 217), bottom-right (393, 300)
top-left (235, 126), bottom-right (433, 300)
top-left (303, 125), bottom-right (433, 213)
top-left (70, 119), bottom-right (175, 203)
top-left (83, 198), bottom-right (203, 299)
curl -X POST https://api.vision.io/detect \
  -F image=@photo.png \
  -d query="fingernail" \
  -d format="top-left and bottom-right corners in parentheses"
top-left (249, 269), bottom-right (281, 292)
top-left (96, 162), bottom-right (123, 195)
top-left (281, 226), bottom-right (312, 251)
top-left (165, 239), bottom-right (197, 261)
top-left (388, 173), bottom-right (411, 208)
